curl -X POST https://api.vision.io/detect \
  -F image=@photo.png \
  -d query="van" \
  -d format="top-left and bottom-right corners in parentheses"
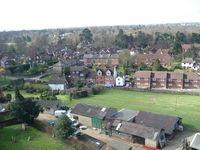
top-left (54, 110), bottom-right (67, 117)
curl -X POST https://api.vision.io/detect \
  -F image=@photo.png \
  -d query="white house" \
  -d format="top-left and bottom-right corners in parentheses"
top-left (181, 58), bottom-right (196, 69)
top-left (115, 76), bottom-right (125, 87)
top-left (48, 78), bottom-right (66, 91)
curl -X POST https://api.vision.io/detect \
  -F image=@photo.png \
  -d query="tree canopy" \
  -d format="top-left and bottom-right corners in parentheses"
top-left (80, 28), bottom-right (93, 44)
top-left (54, 115), bottom-right (75, 139)
top-left (9, 88), bottom-right (41, 124)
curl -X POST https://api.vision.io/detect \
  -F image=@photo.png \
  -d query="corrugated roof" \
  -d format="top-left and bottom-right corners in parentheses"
top-left (118, 121), bottom-right (161, 140)
top-left (112, 109), bottom-right (139, 121)
top-left (190, 133), bottom-right (200, 150)
top-left (135, 111), bottom-right (180, 135)
top-left (71, 104), bottom-right (117, 119)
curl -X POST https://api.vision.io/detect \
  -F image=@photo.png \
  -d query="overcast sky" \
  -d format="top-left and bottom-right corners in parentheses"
top-left (0, 0), bottom-right (200, 31)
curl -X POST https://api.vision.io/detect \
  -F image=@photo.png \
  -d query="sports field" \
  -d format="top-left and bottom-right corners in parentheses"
top-left (60, 89), bottom-right (200, 130)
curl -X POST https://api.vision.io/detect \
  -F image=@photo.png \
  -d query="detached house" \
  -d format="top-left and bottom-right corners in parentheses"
top-left (181, 58), bottom-right (196, 69)
top-left (115, 76), bottom-right (125, 87)
top-left (48, 77), bottom-right (66, 91)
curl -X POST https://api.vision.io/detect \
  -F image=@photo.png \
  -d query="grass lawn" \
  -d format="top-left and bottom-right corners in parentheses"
top-left (0, 125), bottom-right (67, 150)
top-left (0, 77), bottom-right (12, 87)
top-left (60, 89), bottom-right (200, 131)
top-left (4, 90), bottom-right (41, 100)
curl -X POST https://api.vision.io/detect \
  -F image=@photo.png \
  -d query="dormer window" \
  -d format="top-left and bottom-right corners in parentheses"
top-left (106, 70), bottom-right (111, 76)
top-left (97, 70), bottom-right (102, 76)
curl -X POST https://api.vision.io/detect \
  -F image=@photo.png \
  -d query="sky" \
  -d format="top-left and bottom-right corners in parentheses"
top-left (0, 0), bottom-right (200, 31)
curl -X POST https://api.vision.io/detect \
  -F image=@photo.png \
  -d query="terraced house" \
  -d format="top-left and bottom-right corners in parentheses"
top-left (135, 71), bottom-right (200, 89)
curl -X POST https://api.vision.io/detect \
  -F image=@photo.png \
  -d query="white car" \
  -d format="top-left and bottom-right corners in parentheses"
top-left (79, 125), bottom-right (87, 130)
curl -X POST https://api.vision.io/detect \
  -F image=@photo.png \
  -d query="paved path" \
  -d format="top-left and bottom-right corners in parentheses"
top-left (81, 128), bottom-right (147, 150)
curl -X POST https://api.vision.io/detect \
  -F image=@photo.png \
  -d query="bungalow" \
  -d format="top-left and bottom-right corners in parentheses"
top-left (135, 111), bottom-right (182, 138)
top-left (37, 100), bottom-right (61, 114)
top-left (70, 104), bottom-right (117, 129)
top-left (112, 121), bottom-right (166, 148)
top-left (48, 78), bottom-right (66, 91)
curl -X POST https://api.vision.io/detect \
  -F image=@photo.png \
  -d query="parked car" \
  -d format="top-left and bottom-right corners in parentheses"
top-left (48, 120), bottom-right (56, 126)
top-left (54, 110), bottom-right (67, 117)
top-left (79, 125), bottom-right (87, 130)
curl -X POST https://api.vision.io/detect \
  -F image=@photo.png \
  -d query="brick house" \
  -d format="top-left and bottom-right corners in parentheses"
top-left (184, 73), bottom-right (200, 89)
top-left (135, 49), bottom-right (173, 66)
top-left (83, 54), bottom-right (119, 66)
top-left (152, 72), bottom-right (168, 89)
top-left (135, 71), bottom-right (200, 89)
top-left (135, 71), bottom-right (152, 89)
top-left (96, 67), bottom-right (115, 87)
top-left (70, 66), bottom-right (88, 81)
top-left (168, 72), bottom-right (183, 89)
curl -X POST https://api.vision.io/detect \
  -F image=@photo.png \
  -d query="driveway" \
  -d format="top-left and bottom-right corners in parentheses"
top-left (81, 127), bottom-right (147, 150)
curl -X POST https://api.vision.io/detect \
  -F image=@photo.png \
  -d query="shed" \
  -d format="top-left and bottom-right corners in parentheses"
top-left (71, 104), bottom-right (117, 128)
top-left (112, 109), bottom-right (139, 122)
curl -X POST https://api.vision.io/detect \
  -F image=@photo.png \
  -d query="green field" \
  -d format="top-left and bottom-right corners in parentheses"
top-left (60, 89), bottom-right (200, 130)
top-left (0, 125), bottom-right (67, 150)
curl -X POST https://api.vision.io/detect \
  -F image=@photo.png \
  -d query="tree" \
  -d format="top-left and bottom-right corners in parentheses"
top-left (176, 31), bottom-right (186, 43)
top-left (9, 88), bottom-right (41, 124)
top-left (80, 28), bottom-right (93, 44)
top-left (172, 41), bottom-right (183, 55)
top-left (64, 66), bottom-right (70, 76)
top-left (54, 115), bottom-right (75, 139)
top-left (152, 59), bottom-right (165, 71)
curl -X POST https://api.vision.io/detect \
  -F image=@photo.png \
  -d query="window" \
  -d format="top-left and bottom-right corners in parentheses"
top-left (118, 82), bottom-right (120, 85)
top-left (184, 79), bottom-right (189, 82)
top-left (144, 78), bottom-right (149, 81)
top-left (144, 83), bottom-right (149, 85)
top-left (136, 77), bottom-right (140, 80)
top-left (152, 78), bottom-right (156, 81)
top-left (152, 83), bottom-right (156, 86)
top-left (168, 83), bottom-right (172, 86)
top-left (168, 79), bottom-right (172, 82)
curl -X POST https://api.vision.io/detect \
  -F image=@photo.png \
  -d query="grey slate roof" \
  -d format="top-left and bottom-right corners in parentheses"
top-left (71, 104), bottom-right (117, 119)
top-left (135, 111), bottom-right (180, 135)
top-left (36, 100), bottom-right (61, 110)
top-left (109, 140), bottom-right (132, 150)
top-left (182, 58), bottom-right (194, 63)
top-left (118, 121), bottom-right (162, 140)
top-left (112, 109), bottom-right (139, 121)
top-left (49, 78), bottom-right (66, 84)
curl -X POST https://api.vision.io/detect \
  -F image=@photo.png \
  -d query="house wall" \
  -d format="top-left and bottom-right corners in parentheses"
top-left (152, 79), bottom-right (167, 89)
top-left (71, 114), bottom-right (92, 127)
top-left (145, 139), bottom-right (158, 148)
top-left (48, 84), bottom-right (65, 91)
top-left (43, 108), bottom-right (55, 115)
top-left (96, 76), bottom-right (105, 84)
top-left (116, 77), bottom-right (125, 86)
top-left (135, 78), bottom-right (151, 88)
top-left (105, 76), bottom-right (114, 86)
